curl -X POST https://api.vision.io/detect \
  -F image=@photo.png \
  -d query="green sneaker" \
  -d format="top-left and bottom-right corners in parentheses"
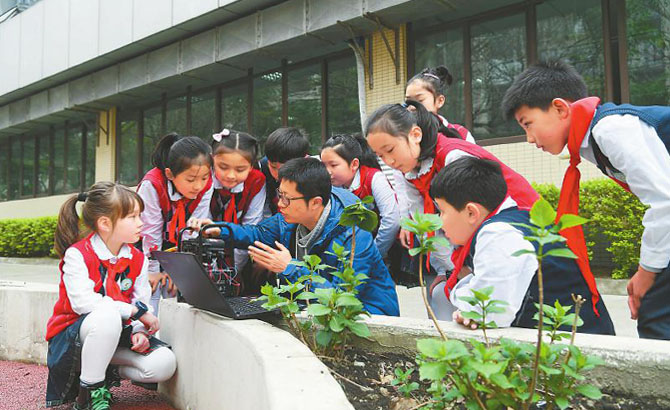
top-left (73, 382), bottom-right (112, 410)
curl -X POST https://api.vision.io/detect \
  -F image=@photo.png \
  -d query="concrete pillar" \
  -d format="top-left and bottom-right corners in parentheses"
top-left (95, 108), bottom-right (116, 182)
top-left (364, 25), bottom-right (408, 114)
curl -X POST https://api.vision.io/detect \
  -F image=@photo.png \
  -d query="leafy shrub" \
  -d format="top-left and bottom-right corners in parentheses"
top-left (0, 216), bottom-right (58, 257)
top-left (533, 179), bottom-right (647, 279)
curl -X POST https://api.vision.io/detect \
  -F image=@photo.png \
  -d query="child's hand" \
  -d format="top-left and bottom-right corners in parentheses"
top-left (165, 274), bottom-right (178, 296)
top-left (453, 310), bottom-right (479, 330)
top-left (131, 332), bottom-right (150, 353)
top-left (148, 272), bottom-right (167, 292)
top-left (187, 218), bottom-right (220, 237)
top-left (627, 266), bottom-right (657, 319)
top-left (398, 229), bottom-right (412, 249)
top-left (139, 312), bottom-right (160, 335)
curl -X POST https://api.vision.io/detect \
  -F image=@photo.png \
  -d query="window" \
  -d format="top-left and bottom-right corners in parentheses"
top-left (37, 133), bottom-right (51, 195)
top-left (66, 125), bottom-right (83, 192)
top-left (143, 106), bottom-right (162, 175)
top-left (22, 136), bottom-right (35, 197)
top-left (327, 55), bottom-right (361, 137)
top-left (253, 72), bottom-right (283, 142)
top-left (9, 137), bottom-right (20, 200)
top-left (537, 0), bottom-right (605, 99)
top-left (626, 0), bottom-right (670, 105)
top-left (53, 127), bottom-right (65, 194)
top-left (0, 138), bottom-right (9, 201)
top-left (85, 120), bottom-right (97, 188)
top-left (413, 29), bottom-right (466, 126)
top-left (288, 63), bottom-right (322, 148)
top-left (471, 14), bottom-right (527, 139)
top-left (191, 91), bottom-right (216, 140)
top-left (221, 84), bottom-right (248, 132)
top-left (118, 109), bottom-right (139, 185)
top-left (165, 96), bottom-right (187, 135)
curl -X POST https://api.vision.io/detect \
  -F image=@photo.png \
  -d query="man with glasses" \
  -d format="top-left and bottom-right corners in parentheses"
top-left (189, 157), bottom-right (399, 316)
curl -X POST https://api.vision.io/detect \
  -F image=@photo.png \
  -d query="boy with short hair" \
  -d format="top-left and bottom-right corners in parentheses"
top-left (430, 156), bottom-right (614, 334)
top-left (502, 59), bottom-right (670, 340)
top-left (260, 127), bottom-right (311, 217)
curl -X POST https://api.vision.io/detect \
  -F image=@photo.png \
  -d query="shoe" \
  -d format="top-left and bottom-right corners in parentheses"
top-left (73, 381), bottom-right (112, 410)
top-left (131, 380), bottom-right (158, 391)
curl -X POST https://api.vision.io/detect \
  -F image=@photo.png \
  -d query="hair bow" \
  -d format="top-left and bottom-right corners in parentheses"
top-left (212, 128), bottom-right (231, 142)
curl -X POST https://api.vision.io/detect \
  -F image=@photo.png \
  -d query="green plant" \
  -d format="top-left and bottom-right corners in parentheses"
top-left (396, 199), bottom-right (604, 410)
top-left (457, 286), bottom-right (508, 347)
top-left (257, 197), bottom-right (378, 358)
top-left (0, 216), bottom-right (58, 257)
top-left (391, 367), bottom-right (419, 398)
top-left (401, 212), bottom-right (450, 340)
top-left (533, 179), bottom-right (647, 279)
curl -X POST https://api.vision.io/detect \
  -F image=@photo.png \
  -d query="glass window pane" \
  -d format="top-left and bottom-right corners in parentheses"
top-left (66, 125), bottom-right (82, 192)
top-left (53, 127), bottom-right (65, 194)
top-left (327, 55), bottom-right (361, 137)
top-left (143, 106), bottom-right (161, 175)
top-left (413, 29), bottom-right (466, 125)
top-left (37, 134), bottom-right (50, 195)
top-left (288, 64), bottom-right (322, 149)
top-left (191, 91), bottom-right (216, 140)
top-left (471, 14), bottom-right (526, 139)
top-left (253, 72), bottom-right (282, 143)
top-left (626, 0), bottom-right (670, 105)
top-left (118, 110), bottom-right (139, 185)
top-left (9, 137), bottom-right (20, 199)
top-left (0, 138), bottom-right (8, 201)
top-left (222, 84), bottom-right (248, 132)
top-left (85, 123), bottom-right (96, 188)
top-left (537, 0), bottom-right (605, 99)
top-left (166, 96), bottom-right (187, 135)
top-left (22, 136), bottom-right (35, 196)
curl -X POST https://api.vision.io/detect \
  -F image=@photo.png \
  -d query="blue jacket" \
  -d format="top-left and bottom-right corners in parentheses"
top-left (219, 187), bottom-right (400, 316)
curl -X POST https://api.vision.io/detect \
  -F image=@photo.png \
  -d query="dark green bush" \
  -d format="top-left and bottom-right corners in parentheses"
top-left (0, 216), bottom-right (58, 257)
top-left (533, 179), bottom-right (646, 279)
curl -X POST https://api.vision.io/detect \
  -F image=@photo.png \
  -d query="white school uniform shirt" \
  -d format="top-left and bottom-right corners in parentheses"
top-left (348, 168), bottom-right (400, 256)
top-left (400, 149), bottom-right (475, 274)
top-left (448, 197), bottom-right (538, 328)
top-left (580, 113), bottom-right (670, 272)
top-left (62, 233), bottom-right (152, 334)
top-left (438, 114), bottom-right (476, 144)
top-left (138, 178), bottom-right (214, 273)
top-left (207, 176), bottom-right (267, 271)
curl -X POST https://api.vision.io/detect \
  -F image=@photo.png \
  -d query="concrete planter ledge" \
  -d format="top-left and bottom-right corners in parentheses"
top-left (356, 315), bottom-right (670, 406)
top-left (158, 298), bottom-right (353, 410)
top-left (0, 284), bottom-right (353, 410)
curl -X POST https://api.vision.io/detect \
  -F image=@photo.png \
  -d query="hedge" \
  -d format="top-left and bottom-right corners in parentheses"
top-left (533, 179), bottom-right (646, 279)
top-left (0, 179), bottom-right (648, 277)
top-left (0, 216), bottom-right (58, 258)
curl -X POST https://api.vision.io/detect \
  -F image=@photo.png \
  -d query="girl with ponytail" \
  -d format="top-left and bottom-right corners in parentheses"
top-left (406, 66), bottom-right (476, 143)
top-left (365, 100), bottom-right (539, 319)
top-left (320, 134), bottom-right (400, 257)
top-left (46, 182), bottom-right (176, 410)
top-left (137, 133), bottom-right (213, 312)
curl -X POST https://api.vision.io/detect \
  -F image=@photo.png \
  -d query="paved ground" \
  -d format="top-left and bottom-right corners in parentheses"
top-left (0, 360), bottom-right (174, 410)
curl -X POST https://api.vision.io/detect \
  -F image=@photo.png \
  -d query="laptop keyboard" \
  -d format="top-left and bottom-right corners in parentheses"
top-left (227, 297), bottom-right (270, 316)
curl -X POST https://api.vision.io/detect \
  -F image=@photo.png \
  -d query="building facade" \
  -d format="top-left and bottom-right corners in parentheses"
top-left (0, 0), bottom-right (668, 218)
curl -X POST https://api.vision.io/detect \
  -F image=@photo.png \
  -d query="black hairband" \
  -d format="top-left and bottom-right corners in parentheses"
top-left (77, 192), bottom-right (88, 202)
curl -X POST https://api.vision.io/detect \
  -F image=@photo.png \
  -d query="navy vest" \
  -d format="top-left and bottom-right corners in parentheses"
top-left (467, 207), bottom-right (615, 336)
top-left (589, 103), bottom-right (670, 180)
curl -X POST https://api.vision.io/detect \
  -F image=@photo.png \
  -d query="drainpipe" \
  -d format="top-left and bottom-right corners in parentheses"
top-left (348, 40), bottom-right (367, 135)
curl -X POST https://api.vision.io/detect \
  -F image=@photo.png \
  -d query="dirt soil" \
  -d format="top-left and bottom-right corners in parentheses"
top-left (321, 347), bottom-right (668, 410)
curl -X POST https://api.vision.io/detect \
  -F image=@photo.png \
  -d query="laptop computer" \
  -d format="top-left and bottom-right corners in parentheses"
top-left (152, 250), bottom-right (275, 320)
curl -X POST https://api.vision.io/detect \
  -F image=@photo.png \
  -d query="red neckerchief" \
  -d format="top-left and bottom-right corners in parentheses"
top-left (558, 96), bottom-right (602, 315)
top-left (352, 167), bottom-right (371, 198)
top-left (167, 197), bottom-right (188, 245)
top-left (222, 190), bottom-right (239, 224)
top-left (99, 258), bottom-right (131, 301)
top-left (409, 158), bottom-right (439, 270)
top-left (445, 198), bottom-right (507, 299)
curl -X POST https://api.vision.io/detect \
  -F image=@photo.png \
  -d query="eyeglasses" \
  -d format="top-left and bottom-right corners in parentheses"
top-left (276, 188), bottom-right (307, 206)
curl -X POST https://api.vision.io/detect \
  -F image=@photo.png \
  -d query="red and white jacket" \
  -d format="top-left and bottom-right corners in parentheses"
top-left (46, 233), bottom-right (151, 341)
top-left (138, 167), bottom-right (213, 273)
top-left (209, 169), bottom-right (267, 270)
